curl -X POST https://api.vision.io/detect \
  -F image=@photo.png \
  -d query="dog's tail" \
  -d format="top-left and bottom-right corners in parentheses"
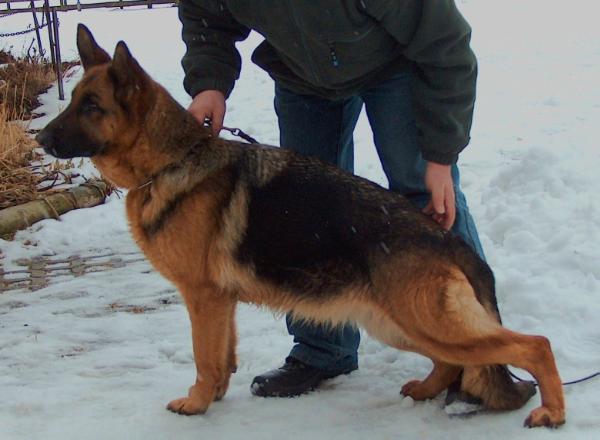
top-left (451, 238), bottom-right (537, 410)
top-left (459, 365), bottom-right (536, 410)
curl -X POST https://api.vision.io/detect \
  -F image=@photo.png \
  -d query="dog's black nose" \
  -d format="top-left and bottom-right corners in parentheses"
top-left (36, 130), bottom-right (58, 157)
top-left (35, 130), bottom-right (49, 147)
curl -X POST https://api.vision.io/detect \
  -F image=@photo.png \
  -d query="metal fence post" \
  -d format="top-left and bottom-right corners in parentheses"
top-left (51, 8), bottom-right (64, 100)
top-left (30, 1), bottom-right (44, 56)
top-left (44, 0), bottom-right (56, 67)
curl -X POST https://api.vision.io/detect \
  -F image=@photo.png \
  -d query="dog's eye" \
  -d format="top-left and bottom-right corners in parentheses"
top-left (83, 102), bottom-right (101, 112)
top-left (80, 97), bottom-right (104, 115)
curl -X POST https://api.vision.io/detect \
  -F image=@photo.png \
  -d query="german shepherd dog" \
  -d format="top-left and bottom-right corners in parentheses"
top-left (36, 25), bottom-right (565, 428)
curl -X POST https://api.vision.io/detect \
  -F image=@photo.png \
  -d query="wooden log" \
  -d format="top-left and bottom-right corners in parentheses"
top-left (0, 180), bottom-right (109, 238)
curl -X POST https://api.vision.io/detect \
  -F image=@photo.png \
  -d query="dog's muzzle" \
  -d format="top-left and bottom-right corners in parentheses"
top-left (42, 145), bottom-right (59, 157)
top-left (36, 130), bottom-right (57, 156)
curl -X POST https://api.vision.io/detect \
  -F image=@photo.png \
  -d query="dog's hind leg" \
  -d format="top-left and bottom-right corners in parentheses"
top-left (401, 361), bottom-right (462, 401)
top-left (439, 330), bottom-right (564, 428)
top-left (167, 284), bottom-right (235, 415)
top-left (391, 273), bottom-right (565, 428)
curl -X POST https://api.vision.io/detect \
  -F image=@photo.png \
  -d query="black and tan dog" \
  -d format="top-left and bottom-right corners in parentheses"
top-left (36, 25), bottom-right (565, 428)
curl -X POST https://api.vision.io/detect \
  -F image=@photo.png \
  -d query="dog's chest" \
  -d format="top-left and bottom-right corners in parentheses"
top-left (125, 190), bottom-right (219, 286)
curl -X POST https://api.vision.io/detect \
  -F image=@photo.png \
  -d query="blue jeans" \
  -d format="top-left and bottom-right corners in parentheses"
top-left (274, 71), bottom-right (485, 373)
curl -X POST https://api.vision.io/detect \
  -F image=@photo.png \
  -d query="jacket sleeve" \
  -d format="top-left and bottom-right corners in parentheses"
top-left (178, 0), bottom-right (251, 99)
top-left (361, 0), bottom-right (477, 164)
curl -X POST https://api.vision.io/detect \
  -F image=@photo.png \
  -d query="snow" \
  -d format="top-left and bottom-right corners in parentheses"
top-left (1, 1), bottom-right (600, 439)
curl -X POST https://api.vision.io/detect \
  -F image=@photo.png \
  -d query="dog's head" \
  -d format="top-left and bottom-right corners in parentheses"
top-left (36, 24), bottom-right (153, 159)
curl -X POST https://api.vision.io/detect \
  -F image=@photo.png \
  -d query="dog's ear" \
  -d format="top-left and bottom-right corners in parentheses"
top-left (109, 41), bottom-right (150, 106)
top-left (76, 24), bottom-right (110, 70)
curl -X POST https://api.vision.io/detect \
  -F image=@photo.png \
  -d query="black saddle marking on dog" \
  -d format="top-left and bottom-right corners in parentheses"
top-left (235, 158), bottom-right (402, 298)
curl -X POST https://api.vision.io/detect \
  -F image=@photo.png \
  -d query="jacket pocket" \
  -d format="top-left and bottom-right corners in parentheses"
top-left (323, 26), bottom-right (398, 72)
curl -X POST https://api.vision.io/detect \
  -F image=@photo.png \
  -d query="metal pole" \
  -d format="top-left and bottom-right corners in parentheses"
top-left (30, 1), bottom-right (44, 56)
top-left (51, 7), bottom-right (64, 100)
top-left (44, 0), bottom-right (56, 67)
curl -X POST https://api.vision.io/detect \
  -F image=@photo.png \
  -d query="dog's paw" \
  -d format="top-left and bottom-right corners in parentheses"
top-left (213, 382), bottom-right (230, 402)
top-left (524, 406), bottom-right (565, 428)
top-left (166, 397), bottom-right (208, 415)
top-left (401, 380), bottom-right (438, 401)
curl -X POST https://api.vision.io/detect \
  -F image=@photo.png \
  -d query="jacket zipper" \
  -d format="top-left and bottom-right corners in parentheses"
top-left (287, 0), bottom-right (323, 86)
top-left (329, 43), bottom-right (339, 68)
top-left (327, 26), bottom-right (376, 68)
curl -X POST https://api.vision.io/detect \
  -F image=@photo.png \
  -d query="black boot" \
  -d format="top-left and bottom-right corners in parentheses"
top-left (251, 357), bottom-right (355, 397)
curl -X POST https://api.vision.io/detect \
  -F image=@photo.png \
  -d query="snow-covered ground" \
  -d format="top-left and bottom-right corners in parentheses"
top-left (1, 1), bottom-right (599, 439)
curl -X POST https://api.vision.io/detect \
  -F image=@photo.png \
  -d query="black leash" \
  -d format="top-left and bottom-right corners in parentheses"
top-left (221, 126), bottom-right (259, 144)
top-left (204, 118), bottom-right (259, 144)
top-left (509, 369), bottom-right (600, 387)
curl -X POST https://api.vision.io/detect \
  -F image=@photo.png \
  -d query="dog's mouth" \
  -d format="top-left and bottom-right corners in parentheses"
top-left (41, 144), bottom-right (80, 159)
top-left (42, 144), bottom-right (60, 157)
top-left (36, 129), bottom-right (105, 159)
top-left (41, 143), bottom-right (103, 159)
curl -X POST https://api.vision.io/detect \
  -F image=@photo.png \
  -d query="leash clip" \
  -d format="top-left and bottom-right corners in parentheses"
top-left (203, 117), bottom-right (259, 144)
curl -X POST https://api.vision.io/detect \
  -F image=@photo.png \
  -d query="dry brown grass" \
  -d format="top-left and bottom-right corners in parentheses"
top-left (0, 86), bottom-right (40, 209)
top-left (0, 49), bottom-right (70, 209)
top-left (0, 103), bottom-right (92, 209)
top-left (0, 51), bottom-right (56, 118)
top-left (0, 50), bottom-right (16, 64)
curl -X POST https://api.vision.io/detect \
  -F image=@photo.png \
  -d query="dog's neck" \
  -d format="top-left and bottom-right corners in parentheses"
top-left (145, 85), bottom-right (212, 158)
top-left (93, 84), bottom-right (213, 189)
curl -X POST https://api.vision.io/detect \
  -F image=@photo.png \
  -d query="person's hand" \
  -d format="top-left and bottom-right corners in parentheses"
top-left (422, 161), bottom-right (456, 230)
top-left (187, 90), bottom-right (226, 136)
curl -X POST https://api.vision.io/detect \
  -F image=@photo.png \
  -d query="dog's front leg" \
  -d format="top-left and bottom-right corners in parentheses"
top-left (214, 303), bottom-right (237, 401)
top-left (167, 285), bottom-right (234, 415)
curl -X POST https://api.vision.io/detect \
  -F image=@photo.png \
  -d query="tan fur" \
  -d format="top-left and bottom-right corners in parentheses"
top-left (37, 28), bottom-right (566, 428)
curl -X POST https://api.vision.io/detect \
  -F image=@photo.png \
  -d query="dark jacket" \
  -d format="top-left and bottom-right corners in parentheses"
top-left (179, 0), bottom-right (478, 164)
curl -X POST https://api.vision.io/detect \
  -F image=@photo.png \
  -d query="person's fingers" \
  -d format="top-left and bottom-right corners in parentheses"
top-left (442, 184), bottom-right (456, 230)
top-left (187, 90), bottom-right (226, 135)
top-left (422, 200), bottom-right (435, 215)
top-left (187, 103), bottom-right (209, 125)
top-left (188, 100), bottom-right (213, 125)
top-left (431, 185), bottom-right (446, 215)
top-left (423, 186), bottom-right (457, 230)
top-left (423, 201), bottom-right (445, 226)
top-left (211, 106), bottom-right (225, 136)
